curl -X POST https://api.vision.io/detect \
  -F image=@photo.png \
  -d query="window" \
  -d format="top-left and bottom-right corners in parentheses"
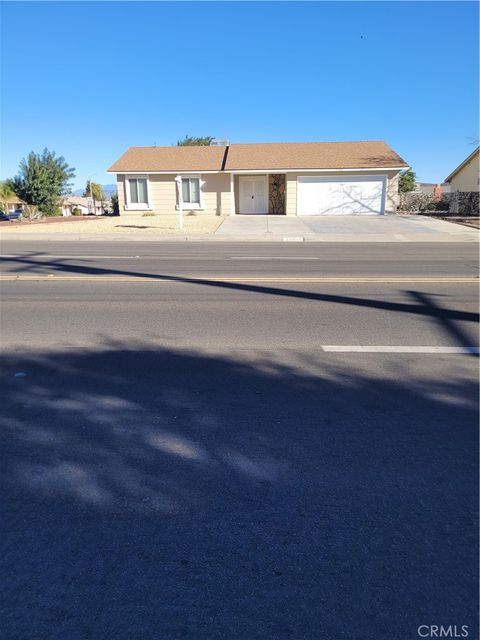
top-left (125, 176), bottom-right (149, 208)
top-left (181, 177), bottom-right (200, 205)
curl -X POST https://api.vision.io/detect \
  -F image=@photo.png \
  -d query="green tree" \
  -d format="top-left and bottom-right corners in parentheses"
top-left (11, 148), bottom-right (75, 216)
top-left (399, 169), bottom-right (416, 193)
top-left (177, 135), bottom-right (214, 146)
top-left (83, 180), bottom-right (105, 214)
top-left (83, 180), bottom-right (105, 201)
top-left (111, 192), bottom-right (119, 216)
top-left (0, 180), bottom-right (16, 214)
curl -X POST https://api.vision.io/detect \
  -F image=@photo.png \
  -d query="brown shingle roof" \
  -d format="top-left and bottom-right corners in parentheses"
top-left (225, 141), bottom-right (408, 170)
top-left (109, 141), bottom-right (408, 173)
top-left (108, 146), bottom-right (226, 172)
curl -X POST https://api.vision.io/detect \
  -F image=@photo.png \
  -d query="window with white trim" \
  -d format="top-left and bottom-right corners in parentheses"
top-left (181, 177), bottom-right (200, 206)
top-left (125, 176), bottom-right (149, 208)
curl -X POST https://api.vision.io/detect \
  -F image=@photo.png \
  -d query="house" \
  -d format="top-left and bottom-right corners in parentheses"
top-left (445, 147), bottom-right (480, 192)
top-left (415, 182), bottom-right (450, 196)
top-left (1, 195), bottom-right (24, 214)
top-left (61, 196), bottom-right (105, 216)
top-left (108, 140), bottom-right (408, 216)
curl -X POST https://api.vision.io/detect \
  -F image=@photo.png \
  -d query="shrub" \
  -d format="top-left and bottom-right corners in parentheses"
top-left (46, 206), bottom-right (63, 217)
top-left (71, 207), bottom-right (82, 216)
top-left (440, 192), bottom-right (479, 216)
top-left (398, 192), bottom-right (436, 213)
top-left (22, 204), bottom-right (41, 220)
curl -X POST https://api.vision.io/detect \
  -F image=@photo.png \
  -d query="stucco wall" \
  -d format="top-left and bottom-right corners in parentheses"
top-left (117, 173), bottom-right (232, 216)
top-left (117, 170), bottom-right (402, 216)
top-left (387, 172), bottom-right (400, 211)
top-left (286, 170), bottom-right (401, 215)
top-left (449, 152), bottom-right (480, 192)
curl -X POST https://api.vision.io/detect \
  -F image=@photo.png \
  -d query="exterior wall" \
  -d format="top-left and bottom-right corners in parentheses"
top-left (117, 174), bottom-right (126, 212)
top-left (449, 152), bottom-right (480, 192)
top-left (386, 171), bottom-right (400, 211)
top-left (285, 174), bottom-right (297, 216)
top-left (116, 170), bottom-right (403, 216)
top-left (6, 200), bottom-right (24, 213)
top-left (234, 175), bottom-right (241, 213)
top-left (61, 204), bottom-right (89, 216)
top-left (117, 173), bottom-right (231, 215)
top-left (286, 170), bottom-right (401, 215)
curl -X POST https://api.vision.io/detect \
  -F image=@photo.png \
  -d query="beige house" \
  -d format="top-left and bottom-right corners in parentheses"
top-left (445, 147), bottom-right (480, 192)
top-left (61, 196), bottom-right (105, 216)
top-left (108, 140), bottom-right (408, 217)
top-left (1, 195), bottom-right (24, 214)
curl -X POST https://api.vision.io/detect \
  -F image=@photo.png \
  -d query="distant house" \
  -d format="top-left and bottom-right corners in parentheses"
top-left (445, 147), bottom-right (480, 192)
top-left (2, 195), bottom-right (24, 213)
top-left (108, 140), bottom-right (408, 216)
top-left (61, 196), bottom-right (105, 216)
top-left (415, 182), bottom-right (450, 196)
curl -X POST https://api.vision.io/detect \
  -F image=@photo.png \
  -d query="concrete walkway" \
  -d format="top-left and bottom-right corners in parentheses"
top-left (215, 214), bottom-right (479, 242)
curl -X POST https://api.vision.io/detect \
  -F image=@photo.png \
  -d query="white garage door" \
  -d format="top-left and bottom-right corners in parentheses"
top-left (297, 175), bottom-right (386, 215)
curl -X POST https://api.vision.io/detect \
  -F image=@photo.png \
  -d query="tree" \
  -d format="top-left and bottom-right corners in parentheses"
top-left (177, 135), bottom-right (214, 146)
top-left (399, 169), bottom-right (416, 193)
top-left (11, 148), bottom-right (75, 216)
top-left (83, 180), bottom-right (105, 201)
top-left (83, 180), bottom-right (105, 214)
top-left (111, 192), bottom-right (119, 216)
top-left (0, 180), bottom-right (16, 214)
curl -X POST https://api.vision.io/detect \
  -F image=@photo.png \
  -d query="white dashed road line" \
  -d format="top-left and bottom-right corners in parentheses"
top-left (321, 346), bottom-right (480, 354)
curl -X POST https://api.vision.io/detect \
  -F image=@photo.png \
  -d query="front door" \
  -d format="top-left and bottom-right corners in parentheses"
top-left (239, 176), bottom-right (268, 214)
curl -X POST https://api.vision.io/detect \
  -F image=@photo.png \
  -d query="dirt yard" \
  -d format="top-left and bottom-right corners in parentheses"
top-left (0, 215), bottom-right (224, 235)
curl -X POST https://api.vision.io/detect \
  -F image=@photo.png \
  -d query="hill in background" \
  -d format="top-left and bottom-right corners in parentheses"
top-left (73, 184), bottom-right (117, 198)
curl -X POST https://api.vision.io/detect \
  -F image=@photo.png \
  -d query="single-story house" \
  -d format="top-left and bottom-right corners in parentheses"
top-left (445, 147), bottom-right (480, 192)
top-left (1, 195), bottom-right (24, 214)
top-left (108, 140), bottom-right (408, 216)
top-left (61, 196), bottom-right (105, 216)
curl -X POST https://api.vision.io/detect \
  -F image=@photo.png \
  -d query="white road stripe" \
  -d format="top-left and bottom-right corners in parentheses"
top-left (322, 346), bottom-right (480, 354)
top-left (230, 257), bottom-right (319, 260)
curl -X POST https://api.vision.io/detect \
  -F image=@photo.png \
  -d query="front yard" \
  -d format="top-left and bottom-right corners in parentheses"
top-left (0, 215), bottom-right (224, 235)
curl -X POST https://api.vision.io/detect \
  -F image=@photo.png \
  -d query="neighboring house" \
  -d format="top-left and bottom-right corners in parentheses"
top-left (2, 196), bottom-right (24, 213)
top-left (61, 196), bottom-right (105, 216)
top-left (415, 182), bottom-right (450, 196)
top-left (108, 140), bottom-right (408, 216)
top-left (445, 147), bottom-right (480, 192)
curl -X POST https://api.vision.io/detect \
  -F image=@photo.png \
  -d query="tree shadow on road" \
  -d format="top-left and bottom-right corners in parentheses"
top-left (1, 344), bottom-right (478, 640)
top-left (2, 252), bottom-right (479, 353)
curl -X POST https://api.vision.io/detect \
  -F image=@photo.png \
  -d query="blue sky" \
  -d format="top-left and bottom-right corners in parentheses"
top-left (1, 1), bottom-right (478, 189)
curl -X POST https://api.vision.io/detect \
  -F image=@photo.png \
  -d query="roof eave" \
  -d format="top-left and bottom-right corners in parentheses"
top-left (109, 165), bottom-right (409, 174)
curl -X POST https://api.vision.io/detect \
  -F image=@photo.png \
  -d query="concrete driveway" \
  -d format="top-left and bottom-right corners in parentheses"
top-left (215, 214), bottom-right (479, 242)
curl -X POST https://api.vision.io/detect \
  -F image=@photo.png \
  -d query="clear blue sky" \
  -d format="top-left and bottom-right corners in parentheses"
top-left (1, 1), bottom-right (478, 189)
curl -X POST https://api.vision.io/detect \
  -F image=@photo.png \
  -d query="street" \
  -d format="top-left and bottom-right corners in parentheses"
top-left (1, 240), bottom-right (478, 640)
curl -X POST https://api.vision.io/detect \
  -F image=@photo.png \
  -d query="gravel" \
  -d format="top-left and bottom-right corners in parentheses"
top-left (0, 215), bottom-right (224, 236)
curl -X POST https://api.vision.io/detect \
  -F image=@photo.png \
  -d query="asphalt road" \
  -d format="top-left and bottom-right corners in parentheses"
top-left (0, 239), bottom-right (478, 278)
top-left (1, 241), bottom-right (478, 640)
